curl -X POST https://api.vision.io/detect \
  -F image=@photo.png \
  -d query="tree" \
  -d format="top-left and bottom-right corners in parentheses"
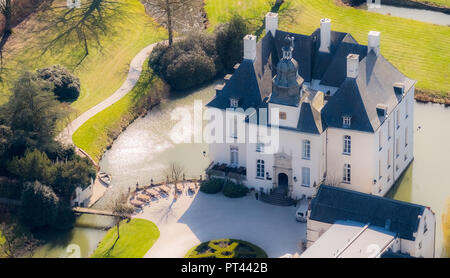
top-left (38, 0), bottom-right (125, 66)
top-left (37, 65), bottom-right (81, 102)
top-left (8, 149), bottom-right (55, 185)
top-left (20, 181), bottom-right (59, 230)
top-left (0, 0), bottom-right (12, 35)
top-left (2, 72), bottom-right (66, 156)
top-left (110, 193), bottom-right (134, 242)
top-left (0, 222), bottom-right (39, 258)
top-left (52, 156), bottom-right (96, 204)
top-left (215, 14), bottom-right (249, 71)
top-left (143, 0), bottom-right (197, 46)
top-left (165, 161), bottom-right (185, 198)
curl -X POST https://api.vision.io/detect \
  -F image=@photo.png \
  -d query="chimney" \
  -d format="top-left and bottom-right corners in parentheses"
top-left (265, 12), bottom-right (278, 37)
top-left (347, 54), bottom-right (359, 78)
top-left (319, 18), bottom-right (331, 53)
top-left (243, 34), bottom-right (257, 61)
top-left (368, 31), bottom-right (380, 56)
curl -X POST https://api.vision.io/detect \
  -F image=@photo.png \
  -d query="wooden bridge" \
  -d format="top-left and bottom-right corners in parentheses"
top-left (72, 207), bottom-right (118, 217)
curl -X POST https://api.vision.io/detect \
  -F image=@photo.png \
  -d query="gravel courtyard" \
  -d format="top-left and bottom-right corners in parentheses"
top-left (136, 189), bottom-right (306, 258)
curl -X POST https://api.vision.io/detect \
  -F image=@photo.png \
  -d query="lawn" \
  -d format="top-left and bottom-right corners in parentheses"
top-left (0, 0), bottom-right (167, 114)
top-left (91, 218), bottom-right (160, 258)
top-left (185, 239), bottom-right (268, 258)
top-left (205, 0), bottom-right (450, 97)
top-left (413, 0), bottom-right (450, 8)
top-left (72, 58), bottom-right (168, 162)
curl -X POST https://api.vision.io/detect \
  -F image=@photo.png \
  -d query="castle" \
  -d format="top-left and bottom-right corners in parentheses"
top-left (206, 13), bottom-right (415, 201)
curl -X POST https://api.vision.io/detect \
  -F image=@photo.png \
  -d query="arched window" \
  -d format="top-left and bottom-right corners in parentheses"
top-left (256, 160), bottom-right (265, 178)
top-left (302, 140), bottom-right (311, 160)
top-left (343, 164), bottom-right (351, 183)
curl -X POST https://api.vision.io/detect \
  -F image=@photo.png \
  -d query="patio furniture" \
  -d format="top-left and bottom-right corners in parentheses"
top-left (176, 184), bottom-right (183, 193)
top-left (144, 188), bottom-right (159, 198)
top-left (136, 193), bottom-right (151, 203)
top-left (157, 185), bottom-right (171, 195)
top-left (130, 199), bottom-right (144, 208)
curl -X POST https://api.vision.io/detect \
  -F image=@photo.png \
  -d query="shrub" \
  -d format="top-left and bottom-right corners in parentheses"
top-left (200, 178), bottom-right (224, 194)
top-left (37, 65), bottom-right (81, 101)
top-left (20, 181), bottom-right (59, 230)
top-left (222, 180), bottom-right (249, 198)
top-left (148, 33), bottom-right (221, 91)
top-left (215, 14), bottom-right (249, 71)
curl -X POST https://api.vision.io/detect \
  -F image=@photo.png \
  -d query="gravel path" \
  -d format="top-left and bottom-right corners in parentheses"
top-left (57, 42), bottom-right (159, 146)
top-left (137, 189), bottom-right (306, 258)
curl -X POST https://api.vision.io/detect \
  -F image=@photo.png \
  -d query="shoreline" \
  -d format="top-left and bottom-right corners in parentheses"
top-left (340, 0), bottom-right (450, 14)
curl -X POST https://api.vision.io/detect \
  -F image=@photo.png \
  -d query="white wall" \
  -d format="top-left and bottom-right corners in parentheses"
top-left (400, 208), bottom-right (435, 258)
top-left (268, 103), bottom-right (300, 129)
top-left (71, 179), bottom-right (94, 207)
top-left (326, 128), bottom-right (375, 194)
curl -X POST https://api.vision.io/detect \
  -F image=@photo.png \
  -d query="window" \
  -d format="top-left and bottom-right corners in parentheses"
top-left (301, 167), bottom-right (311, 187)
top-left (396, 138), bottom-right (400, 158)
top-left (256, 143), bottom-right (264, 153)
top-left (343, 116), bottom-right (351, 128)
top-left (279, 112), bottom-right (287, 120)
top-left (256, 159), bottom-right (265, 178)
top-left (379, 130), bottom-right (383, 151)
top-left (405, 127), bottom-right (408, 147)
top-left (388, 120), bottom-right (392, 140)
top-left (230, 98), bottom-right (239, 108)
top-left (302, 140), bottom-right (311, 160)
top-left (405, 99), bottom-right (409, 119)
top-left (343, 135), bottom-right (351, 155)
top-left (378, 160), bottom-right (382, 179)
top-left (424, 218), bottom-right (428, 234)
top-left (387, 148), bottom-right (391, 169)
top-left (396, 110), bottom-right (400, 129)
top-left (343, 164), bottom-right (351, 183)
top-left (230, 117), bottom-right (238, 138)
top-left (230, 146), bottom-right (238, 166)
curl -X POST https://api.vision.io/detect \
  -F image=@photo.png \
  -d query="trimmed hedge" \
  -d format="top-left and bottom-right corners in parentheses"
top-left (185, 239), bottom-right (268, 258)
top-left (199, 178), bottom-right (224, 194)
top-left (222, 180), bottom-right (249, 198)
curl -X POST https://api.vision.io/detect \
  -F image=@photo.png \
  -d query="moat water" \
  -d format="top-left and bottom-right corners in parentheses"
top-left (33, 79), bottom-right (450, 257)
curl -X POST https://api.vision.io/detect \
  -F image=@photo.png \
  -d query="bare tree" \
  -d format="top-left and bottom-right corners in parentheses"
top-left (0, 0), bottom-right (12, 35)
top-left (142, 0), bottom-right (199, 46)
top-left (165, 161), bottom-right (185, 198)
top-left (0, 222), bottom-right (39, 258)
top-left (38, 0), bottom-right (126, 66)
top-left (110, 193), bottom-right (134, 242)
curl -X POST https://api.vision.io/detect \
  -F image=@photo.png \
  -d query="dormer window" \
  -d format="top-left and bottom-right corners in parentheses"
top-left (342, 116), bottom-right (351, 128)
top-left (230, 98), bottom-right (239, 108)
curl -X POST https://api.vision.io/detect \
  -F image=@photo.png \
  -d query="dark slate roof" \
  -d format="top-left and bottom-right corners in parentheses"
top-left (296, 88), bottom-right (324, 134)
top-left (310, 185), bottom-right (426, 241)
top-left (380, 250), bottom-right (415, 258)
top-left (207, 59), bottom-right (262, 110)
top-left (322, 50), bottom-right (416, 132)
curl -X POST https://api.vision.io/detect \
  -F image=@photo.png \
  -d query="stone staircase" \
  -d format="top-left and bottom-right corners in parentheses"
top-left (260, 187), bottom-right (297, 206)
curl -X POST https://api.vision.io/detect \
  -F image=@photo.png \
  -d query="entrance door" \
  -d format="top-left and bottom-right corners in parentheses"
top-left (278, 173), bottom-right (288, 190)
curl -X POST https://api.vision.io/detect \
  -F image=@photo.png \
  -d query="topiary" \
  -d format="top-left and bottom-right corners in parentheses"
top-left (200, 178), bottom-right (224, 194)
top-left (222, 180), bottom-right (249, 198)
top-left (37, 65), bottom-right (81, 102)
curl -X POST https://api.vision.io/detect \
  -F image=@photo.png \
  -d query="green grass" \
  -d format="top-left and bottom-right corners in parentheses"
top-left (72, 59), bottom-right (167, 162)
top-left (205, 0), bottom-right (450, 97)
top-left (412, 0), bottom-right (450, 8)
top-left (91, 218), bottom-right (159, 258)
top-left (1, 0), bottom-right (167, 114)
top-left (185, 239), bottom-right (268, 258)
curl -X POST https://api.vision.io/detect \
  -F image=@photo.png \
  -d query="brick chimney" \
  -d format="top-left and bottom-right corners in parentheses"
top-left (243, 34), bottom-right (257, 61)
top-left (265, 12), bottom-right (278, 37)
top-left (347, 54), bottom-right (359, 79)
top-left (319, 18), bottom-right (331, 53)
top-left (368, 31), bottom-right (381, 56)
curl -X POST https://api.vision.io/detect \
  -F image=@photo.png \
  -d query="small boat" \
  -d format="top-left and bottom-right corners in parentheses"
top-left (98, 172), bottom-right (111, 185)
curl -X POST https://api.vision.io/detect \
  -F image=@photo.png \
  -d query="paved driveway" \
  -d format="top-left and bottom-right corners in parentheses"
top-left (138, 190), bottom-right (306, 258)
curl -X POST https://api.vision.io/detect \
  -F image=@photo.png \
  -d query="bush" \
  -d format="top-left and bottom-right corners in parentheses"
top-left (215, 14), bottom-right (249, 71)
top-left (37, 65), bottom-right (81, 101)
top-left (149, 33), bottom-right (221, 91)
top-left (222, 180), bottom-right (249, 198)
top-left (200, 178), bottom-right (224, 194)
top-left (20, 181), bottom-right (59, 230)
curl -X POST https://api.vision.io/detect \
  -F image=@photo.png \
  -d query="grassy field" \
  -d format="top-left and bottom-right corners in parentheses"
top-left (413, 0), bottom-right (450, 8)
top-left (0, 0), bottom-right (167, 114)
top-left (72, 59), bottom-right (168, 162)
top-left (205, 0), bottom-right (450, 97)
top-left (91, 218), bottom-right (159, 258)
top-left (185, 239), bottom-right (268, 258)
